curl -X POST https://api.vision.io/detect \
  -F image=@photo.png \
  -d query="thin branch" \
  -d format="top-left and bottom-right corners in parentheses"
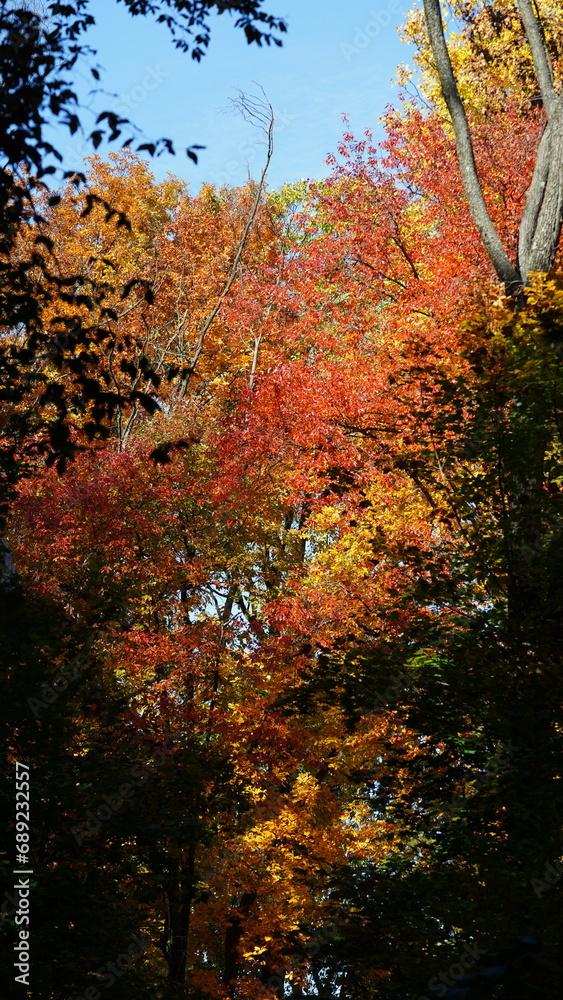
top-left (249, 331), bottom-right (262, 390)
top-left (179, 89), bottom-right (275, 397)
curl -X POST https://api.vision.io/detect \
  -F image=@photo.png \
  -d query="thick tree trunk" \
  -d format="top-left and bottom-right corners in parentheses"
top-left (166, 846), bottom-right (197, 986)
top-left (166, 884), bottom-right (192, 984)
top-left (519, 95), bottom-right (563, 278)
top-left (223, 890), bottom-right (257, 993)
top-left (422, 0), bottom-right (521, 290)
top-left (516, 0), bottom-right (555, 108)
top-left (423, 0), bottom-right (563, 295)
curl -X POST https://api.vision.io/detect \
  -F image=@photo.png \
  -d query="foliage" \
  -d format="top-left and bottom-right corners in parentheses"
top-left (2, 2), bottom-right (563, 998)
top-left (0, 0), bottom-right (285, 509)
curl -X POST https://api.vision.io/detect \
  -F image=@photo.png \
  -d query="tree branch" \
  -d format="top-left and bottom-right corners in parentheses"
top-left (516, 0), bottom-right (555, 112)
top-left (519, 98), bottom-right (563, 279)
top-left (422, 0), bottom-right (521, 290)
top-left (179, 88), bottom-right (274, 396)
top-left (518, 120), bottom-right (552, 278)
top-left (513, 0), bottom-right (563, 282)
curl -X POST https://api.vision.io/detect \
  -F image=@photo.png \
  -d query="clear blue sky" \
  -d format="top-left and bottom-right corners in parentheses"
top-left (60, 0), bottom-right (415, 192)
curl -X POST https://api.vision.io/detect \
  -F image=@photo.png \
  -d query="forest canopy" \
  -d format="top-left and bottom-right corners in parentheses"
top-left (1, 2), bottom-right (563, 999)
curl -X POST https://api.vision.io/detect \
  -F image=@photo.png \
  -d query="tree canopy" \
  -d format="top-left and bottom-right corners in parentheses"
top-left (2, 2), bottom-right (563, 999)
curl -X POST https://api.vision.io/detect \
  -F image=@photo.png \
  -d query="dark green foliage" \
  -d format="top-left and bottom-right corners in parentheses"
top-left (275, 306), bottom-right (563, 998)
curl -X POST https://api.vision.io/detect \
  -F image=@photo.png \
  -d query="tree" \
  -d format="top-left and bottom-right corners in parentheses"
top-left (0, 1), bottom-right (285, 493)
top-left (422, 0), bottom-right (563, 292)
top-left (3, 4), bottom-right (563, 997)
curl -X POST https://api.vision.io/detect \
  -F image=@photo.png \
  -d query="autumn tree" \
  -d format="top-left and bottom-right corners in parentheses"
top-left (0, 1), bottom-right (285, 501)
top-left (3, 3), bottom-right (563, 999)
top-left (422, 0), bottom-right (563, 291)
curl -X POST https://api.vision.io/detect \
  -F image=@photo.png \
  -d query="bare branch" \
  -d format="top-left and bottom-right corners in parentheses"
top-left (179, 88), bottom-right (275, 396)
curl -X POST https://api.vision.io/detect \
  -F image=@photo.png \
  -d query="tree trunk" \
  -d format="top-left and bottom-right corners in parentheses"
top-left (166, 847), bottom-right (197, 986)
top-left (422, 0), bottom-right (521, 290)
top-left (519, 95), bottom-right (563, 278)
top-left (423, 0), bottom-right (563, 295)
top-left (223, 890), bottom-right (257, 993)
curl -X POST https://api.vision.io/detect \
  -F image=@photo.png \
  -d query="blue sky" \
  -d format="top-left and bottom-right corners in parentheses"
top-left (60, 0), bottom-right (415, 192)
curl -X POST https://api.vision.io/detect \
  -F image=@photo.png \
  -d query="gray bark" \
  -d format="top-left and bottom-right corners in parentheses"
top-left (423, 0), bottom-right (563, 294)
top-left (422, 0), bottom-right (521, 290)
top-left (516, 0), bottom-right (555, 112)
top-left (517, 117), bottom-right (552, 278)
top-left (179, 90), bottom-right (274, 398)
top-left (515, 0), bottom-right (563, 280)
top-left (519, 95), bottom-right (563, 278)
